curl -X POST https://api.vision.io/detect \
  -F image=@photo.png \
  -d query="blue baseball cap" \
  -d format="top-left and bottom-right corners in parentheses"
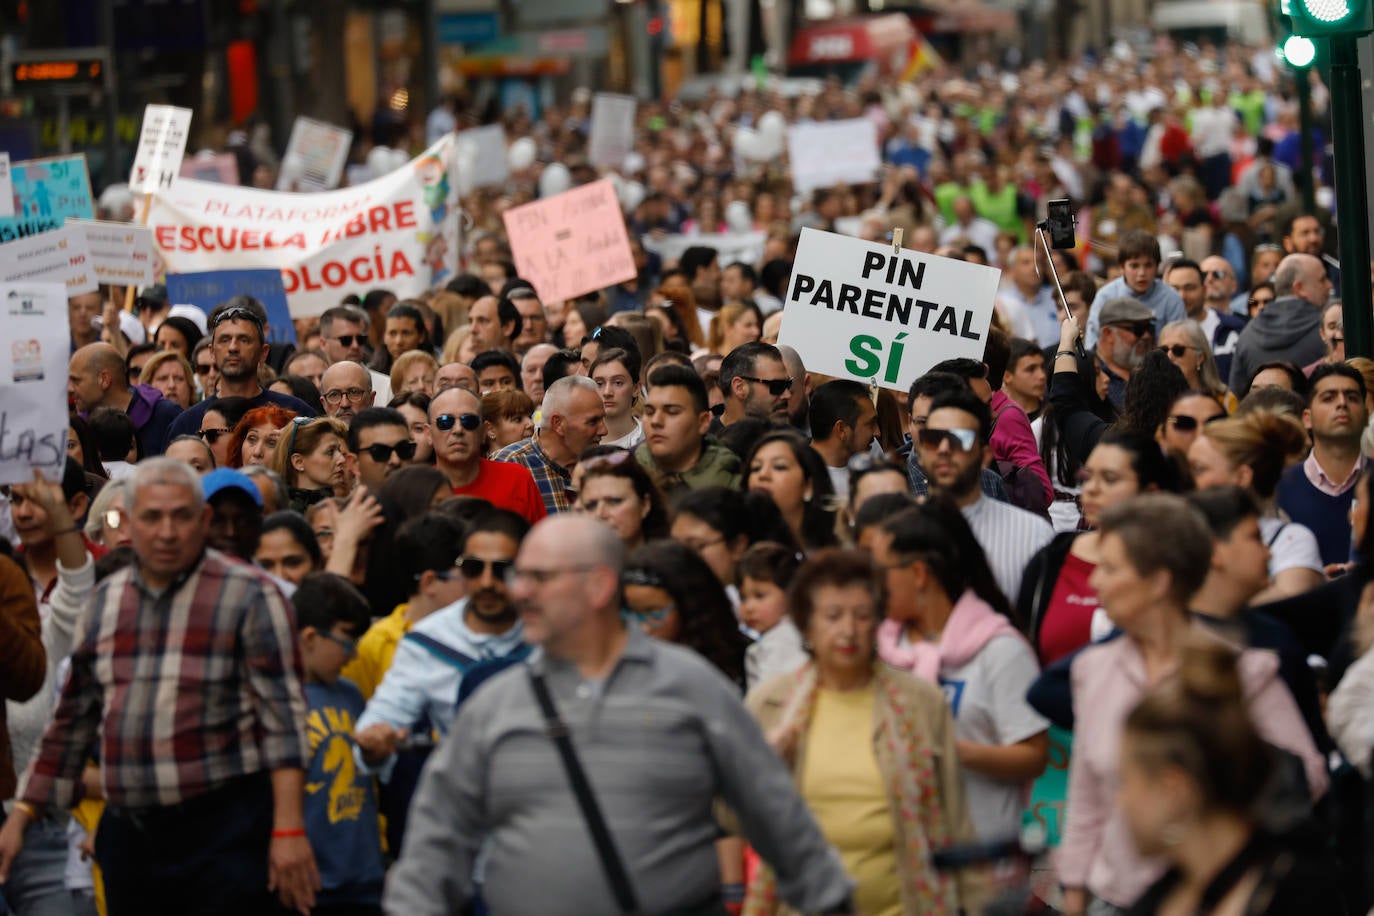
top-left (201, 468), bottom-right (263, 507)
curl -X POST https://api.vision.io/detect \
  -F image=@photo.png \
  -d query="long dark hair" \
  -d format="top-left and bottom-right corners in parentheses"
top-left (670, 486), bottom-right (799, 553)
top-left (879, 496), bottom-right (1017, 625)
top-left (625, 540), bottom-right (751, 689)
top-left (741, 430), bottom-right (838, 550)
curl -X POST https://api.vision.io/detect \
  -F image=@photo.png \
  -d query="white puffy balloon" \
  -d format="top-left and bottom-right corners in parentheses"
top-left (454, 140), bottom-right (478, 195)
top-left (758, 110), bottom-right (786, 143)
top-left (734, 127), bottom-right (762, 161)
top-left (724, 200), bottom-right (753, 233)
top-left (508, 137), bottom-right (537, 171)
top-left (366, 146), bottom-right (394, 179)
top-left (755, 129), bottom-right (784, 160)
top-left (618, 180), bottom-right (646, 212)
top-left (539, 163), bottom-right (572, 197)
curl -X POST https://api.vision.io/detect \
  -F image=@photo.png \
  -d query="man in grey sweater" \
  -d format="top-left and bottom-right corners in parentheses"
top-left (1228, 253), bottom-right (1331, 396)
top-left (384, 515), bottom-right (855, 916)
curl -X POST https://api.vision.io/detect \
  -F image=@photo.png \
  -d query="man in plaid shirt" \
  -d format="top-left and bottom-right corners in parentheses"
top-left (493, 375), bottom-right (608, 514)
top-left (0, 457), bottom-right (316, 915)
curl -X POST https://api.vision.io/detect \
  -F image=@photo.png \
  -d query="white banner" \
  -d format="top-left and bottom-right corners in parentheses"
top-left (149, 136), bottom-right (460, 318)
top-left (130, 105), bottom-right (193, 194)
top-left (588, 93), bottom-right (637, 169)
top-left (787, 119), bottom-right (881, 195)
top-left (0, 225), bottom-right (97, 295)
top-left (776, 227), bottom-right (998, 392)
top-left (279, 117), bottom-right (353, 192)
top-left (641, 231), bottom-right (767, 270)
top-left (0, 283), bottom-right (69, 485)
top-left (67, 219), bottom-right (157, 288)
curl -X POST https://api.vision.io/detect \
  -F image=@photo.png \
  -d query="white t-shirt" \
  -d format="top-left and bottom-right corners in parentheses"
top-left (745, 618), bottom-right (808, 690)
top-left (604, 417), bottom-right (645, 451)
top-left (825, 464), bottom-right (849, 503)
top-left (1260, 516), bottom-right (1324, 577)
top-left (938, 634), bottom-right (1049, 840)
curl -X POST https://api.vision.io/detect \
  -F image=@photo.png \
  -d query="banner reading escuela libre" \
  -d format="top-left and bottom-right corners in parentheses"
top-left (149, 136), bottom-right (459, 318)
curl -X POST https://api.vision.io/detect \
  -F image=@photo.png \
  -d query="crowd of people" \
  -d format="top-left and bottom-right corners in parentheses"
top-left (1, 33), bottom-right (1372, 916)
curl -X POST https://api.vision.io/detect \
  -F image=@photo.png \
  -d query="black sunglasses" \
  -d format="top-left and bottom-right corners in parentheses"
top-left (1166, 413), bottom-right (1226, 432)
top-left (199, 427), bottom-right (231, 444)
top-left (741, 376), bottom-right (794, 396)
top-left (1109, 321), bottom-right (1155, 338)
top-left (457, 556), bottom-right (515, 579)
top-left (360, 440), bottom-right (417, 463)
top-left (1158, 344), bottom-right (1195, 358)
top-left (434, 413), bottom-right (482, 432)
top-left (331, 334), bottom-right (365, 347)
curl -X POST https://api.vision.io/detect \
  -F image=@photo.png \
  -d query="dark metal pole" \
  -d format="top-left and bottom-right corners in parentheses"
top-left (1331, 34), bottom-right (1374, 359)
top-left (1295, 67), bottom-right (1317, 215)
top-left (101, 3), bottom-right (120, 189)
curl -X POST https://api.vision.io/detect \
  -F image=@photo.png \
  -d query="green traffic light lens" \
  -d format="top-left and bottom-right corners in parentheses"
top-left (1301, 0), bottom-right (1355, 22)
top-left (1284, 35), bottom-right (1319, 66)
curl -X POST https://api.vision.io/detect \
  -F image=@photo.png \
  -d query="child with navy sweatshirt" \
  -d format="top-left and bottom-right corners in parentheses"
top-left (293, 573), bottom-right (385, 916)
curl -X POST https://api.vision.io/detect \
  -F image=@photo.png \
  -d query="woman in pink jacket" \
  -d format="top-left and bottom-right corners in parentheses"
top-left (1057, 493), bottom-right (1327, 916)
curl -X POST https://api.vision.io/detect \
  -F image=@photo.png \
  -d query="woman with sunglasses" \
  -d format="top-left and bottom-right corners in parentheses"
top-left (742, 430), bottom-right (839, 552)
top-left (1157, 320), bottom-right (1237, 412)
top-left (226, 405), bottom-right (298, 469)
top-left (197, 396), bottom-right (254, 469)
top-left (1187, 411), bottom-right (1324, 602)
top-left (254, 511), bottom-right (323, 586)
top-left (1018, 430), bottom-right (1180, 667)
top-left (575, 449), bottom-right (669, 549)
top-left (270, 417), bottom-right (351, 513)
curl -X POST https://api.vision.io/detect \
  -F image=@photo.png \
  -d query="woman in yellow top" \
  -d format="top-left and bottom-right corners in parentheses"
top-left (742, 549), bottom-right (980, 916)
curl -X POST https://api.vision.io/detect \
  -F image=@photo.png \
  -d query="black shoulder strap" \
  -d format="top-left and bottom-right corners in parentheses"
top-left (527, 667), bottom-right (640, 915)
top-left (404, 632), bottom-right (479, 671)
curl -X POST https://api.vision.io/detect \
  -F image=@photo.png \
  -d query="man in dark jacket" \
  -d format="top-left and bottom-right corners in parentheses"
top-left (1229, 253), bottom-right (1331, 396)
top-left (68, 343), bottom-right (183, 456)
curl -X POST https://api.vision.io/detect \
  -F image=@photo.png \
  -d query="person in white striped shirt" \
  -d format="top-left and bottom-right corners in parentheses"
top-left (914, 388), bottom-right (1054, 603)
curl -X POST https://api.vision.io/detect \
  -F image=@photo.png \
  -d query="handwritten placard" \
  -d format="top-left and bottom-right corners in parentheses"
top-left (130, 105), bottom-right (193, 194)
top-left (0, 283), bottom-right (69, 485)
top-left (502, 178), bottom-right (636, 303)
top-left (67, 218), bottom-right (157, 288)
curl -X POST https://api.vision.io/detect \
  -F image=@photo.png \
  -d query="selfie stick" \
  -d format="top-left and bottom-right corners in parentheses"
top-left (1034, 221), bottom-right (1070, 319)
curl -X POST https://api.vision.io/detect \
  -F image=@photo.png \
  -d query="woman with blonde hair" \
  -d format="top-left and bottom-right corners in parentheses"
top-left (709, 301), bottom-right (764, 356)
top-left (390, 349), bottom-right (439, 397)
top-left (270, 417), bottom-right (351, 512)
top-left (139, 350), bottom-right (198, 408)
top-left (440, 324), bottom-right (481, 365)
top-left (1158, 319), bottom-right (1236, 412)
top-left (1186, 410), bottom-right (1324, 601)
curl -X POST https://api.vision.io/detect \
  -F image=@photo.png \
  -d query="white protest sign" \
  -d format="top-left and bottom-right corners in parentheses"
top-left (786, 119), bottom-right (881, 195)
top-left (455, 124), bottom-right (510, 191)
top-left (641, 231), bottom-right (767, 270)
top-left (0, 154), bottom-right (13, 219)
top-left (502, 178), bottom-right (636, 304)
top-left (279, 117), bottom-right (353, 192)
top-left (776, 227), bottom-right (998, 392)
top-left (67, 219), bottom-right (156, 288)
top-left (0, 225), bottom-right (97, 295)
top-left (149, 136), bottom-right (460, 318)
top-left (588, 93), bottom-right (638, 169)
top-left (0, 283), bottom-right (69, 484)
top-left (129, 105), bottom-right (193, 193)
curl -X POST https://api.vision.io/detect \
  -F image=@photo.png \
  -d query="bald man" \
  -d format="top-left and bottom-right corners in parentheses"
top-left (1229, 253), bottom-right (1331, 395)
top-left (68, 343), bottom-right (183, 455)
top-left (386, 514), bottom-right (855, 915)
top-left (435, 361), bottom-right (479, 396)
top-left (320, 361), bottom-right (375, 422)
top-left (430, 386), bottom-right (545, 525)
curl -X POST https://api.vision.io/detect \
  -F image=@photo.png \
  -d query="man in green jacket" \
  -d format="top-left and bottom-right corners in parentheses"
top-left (635, 364), bottom-right (740, 497)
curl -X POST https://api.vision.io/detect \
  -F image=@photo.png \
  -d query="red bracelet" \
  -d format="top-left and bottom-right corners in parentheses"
top-left (271, 828), bottom-right (307, 838)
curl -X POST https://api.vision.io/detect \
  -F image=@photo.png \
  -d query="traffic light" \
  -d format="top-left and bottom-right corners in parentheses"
top-left (1282, 34), bottom-right (1318, 66)
top-left (1284, 0), bottom-right (1373, 36)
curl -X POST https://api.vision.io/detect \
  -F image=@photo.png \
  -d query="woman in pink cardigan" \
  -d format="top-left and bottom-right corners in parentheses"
top-left (1056, 494), bottom-right (1327, 916)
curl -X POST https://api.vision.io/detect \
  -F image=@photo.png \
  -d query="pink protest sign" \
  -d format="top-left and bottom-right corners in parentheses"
top-left (502, 179), bottom-right (636, 304)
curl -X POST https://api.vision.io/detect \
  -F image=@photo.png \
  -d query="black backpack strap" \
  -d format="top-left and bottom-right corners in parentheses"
top-left (527, 667), bottom-right (640, 915)
top-left (403, 631), bottom-right (479, 671)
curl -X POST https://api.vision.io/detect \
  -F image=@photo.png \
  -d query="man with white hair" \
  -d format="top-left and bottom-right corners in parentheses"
top-left (493, 376), bottom-right (607, 515)
top-left (0, 457), bottom-right (316, 914)
top-left (319, 361), bottom-right (376, 422)
top-left (521, 343), bottom-right (559, 407)
top-left (386, 514), bottom-right (856, 915)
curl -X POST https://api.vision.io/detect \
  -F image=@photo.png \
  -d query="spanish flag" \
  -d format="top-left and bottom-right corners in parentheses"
top-left (902, 34), bottom-right (944, 81)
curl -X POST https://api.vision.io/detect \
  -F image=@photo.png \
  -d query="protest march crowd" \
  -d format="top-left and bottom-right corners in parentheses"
top-left (1, 31), bottom-right (1373, 916)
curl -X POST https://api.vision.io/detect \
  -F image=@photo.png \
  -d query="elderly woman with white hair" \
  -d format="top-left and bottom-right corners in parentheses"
top-left (1157, 319), bottom-right (1238, 412)
top-left (84, 476), bottom-right (133, 549)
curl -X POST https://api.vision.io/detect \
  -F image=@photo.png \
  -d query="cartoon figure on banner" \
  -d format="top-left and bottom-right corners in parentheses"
top-left (414, 154), bottom-right (454, 287)
top-left (12, 338), bottom-right (45, 382)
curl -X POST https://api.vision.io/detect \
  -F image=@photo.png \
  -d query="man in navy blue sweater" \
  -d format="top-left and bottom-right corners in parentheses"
top-left (1277, 363), bottom-right (1367, 569)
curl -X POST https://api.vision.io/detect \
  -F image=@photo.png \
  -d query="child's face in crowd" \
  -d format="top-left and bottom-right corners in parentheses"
top-left (1122, 257), bottom-right (1158, 295)
top-left (738, 576), bottom-right (789, 635)
top-left (302, 623), bottom-right (359, 685)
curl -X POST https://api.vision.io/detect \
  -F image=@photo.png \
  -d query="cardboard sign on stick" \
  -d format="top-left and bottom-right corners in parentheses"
top-left (502, 179), bottom-right (636, 304)
top-left (0, 282), bottom-right (70, 485)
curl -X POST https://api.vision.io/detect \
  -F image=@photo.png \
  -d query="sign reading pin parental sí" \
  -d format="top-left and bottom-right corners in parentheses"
top-left (777, 228), bottom-right (999, 393)
top-left (130, 105), bottom-right (193, 193)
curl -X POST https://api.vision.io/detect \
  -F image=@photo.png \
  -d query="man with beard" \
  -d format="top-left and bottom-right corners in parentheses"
top-left (915, 388), bottom-right (1052, 601)
top-left (1093, 298), bottom-right (1156, 410)
top-left (166, 303), bottom-right (317, 440)
top-left (353, 509), bottom-right (530, 770)
top-left (715, 342), bottom-right (793, 432)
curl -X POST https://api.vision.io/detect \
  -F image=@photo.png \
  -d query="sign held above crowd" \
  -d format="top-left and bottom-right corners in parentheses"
top-left (130, 105), bottom-right (193, 194)
top-left (149, 135), bottom-right (460, 318)
top-left (502, 178), bottom-right (636, 304)
top-left (777, 227), bottom-right (998, 393)
top-left (588, 93), bottom-right (638, 170)
top-left (0, 282), bottom-right (68, 486)
top-left (0, 224), bottom-right (97, 295)
top-left (786, 119), bottom-right (882, 195)
top-left (66, 218), bottom-right (156, 287)
top-left (0, 154), bottom-right (94, 243)
top-left (278, 117), bottom-right (353, 192)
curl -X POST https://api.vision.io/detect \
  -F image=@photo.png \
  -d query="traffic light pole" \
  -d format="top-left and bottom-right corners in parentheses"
top-left (1331, 34), bottom-right (1374, 359)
